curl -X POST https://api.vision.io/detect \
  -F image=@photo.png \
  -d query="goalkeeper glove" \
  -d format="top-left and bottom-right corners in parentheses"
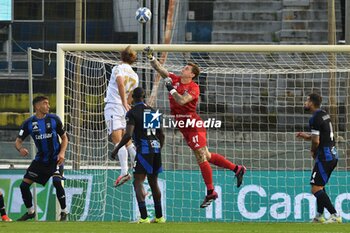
top-left (164, 77), bottom-right (177, 95)
top-left (144, 46), bottom-right (155, 61)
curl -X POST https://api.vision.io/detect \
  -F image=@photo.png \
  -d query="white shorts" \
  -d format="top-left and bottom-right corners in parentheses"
top-left (104, 103), bottom-right (127, 135)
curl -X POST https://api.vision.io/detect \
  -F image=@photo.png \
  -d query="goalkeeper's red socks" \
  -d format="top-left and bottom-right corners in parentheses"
top-left (209, 153), bottom-right (236, 171)
top-left (199, 161), bottom-right (214, 191)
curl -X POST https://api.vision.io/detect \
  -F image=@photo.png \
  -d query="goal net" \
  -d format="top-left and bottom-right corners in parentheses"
top-left (57, 44), bottom-right (350, 222)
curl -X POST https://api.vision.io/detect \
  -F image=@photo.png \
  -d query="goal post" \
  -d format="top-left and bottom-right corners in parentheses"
top-left (56, 44), bottom-right (350, 222)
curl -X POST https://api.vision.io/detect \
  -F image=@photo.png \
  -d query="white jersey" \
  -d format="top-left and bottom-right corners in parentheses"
top-left (105, 63), bottom-right (139, 105)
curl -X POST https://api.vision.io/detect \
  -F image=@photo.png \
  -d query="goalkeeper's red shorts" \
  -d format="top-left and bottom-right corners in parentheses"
top-left (179, 126), bottom-right (207, 150)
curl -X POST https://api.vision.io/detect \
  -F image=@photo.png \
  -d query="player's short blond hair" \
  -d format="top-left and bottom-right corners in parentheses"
top-left (187, 62), bottom-right (200, 79)
top-left (121, 46), bottom-right (137, 64)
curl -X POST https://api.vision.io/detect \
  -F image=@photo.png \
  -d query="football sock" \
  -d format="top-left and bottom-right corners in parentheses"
top-left (199, 161), bottom-right (214, 191)
top-left (27, 206), bottom-right (34, 214)
top-left (53, 180), bottom-right (67, 209)
top-left (314, 189), bottom-right (336, 215)
top-left (209, 153), bottom-right (236, 171)
top-left (316, 188), bottom-right (325, 214)
top-left (316, 196), bottom-right (324, 214)
top-left (0, 194), bottom-right (5, 216)
top-left (207, 189), bottom-right (213, 195)
top-left (154, 201), bottom-right (163, 218)
top-left (138, 201), bottom-right (148, 219)
top-left (20, 181), bottom-right (33, 208)
top-left (117, 145), bottom-right (128, 175)
top-left (126, 144), bottom-right (136, 164)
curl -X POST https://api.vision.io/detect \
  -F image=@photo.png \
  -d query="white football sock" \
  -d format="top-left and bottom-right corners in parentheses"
top-left (117, 145), bottom-right (128, 176)
top-left (126, 143), bottom-right (136, 164)
top-left (28, 206), bottom-right (35, 214)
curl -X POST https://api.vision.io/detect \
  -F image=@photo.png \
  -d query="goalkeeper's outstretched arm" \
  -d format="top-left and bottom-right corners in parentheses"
top-left (144, 46), bottom-right (169, 78)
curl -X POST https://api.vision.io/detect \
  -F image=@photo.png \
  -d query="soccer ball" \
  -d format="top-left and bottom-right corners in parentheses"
top-left (135, 7), bottom-right (152, 23)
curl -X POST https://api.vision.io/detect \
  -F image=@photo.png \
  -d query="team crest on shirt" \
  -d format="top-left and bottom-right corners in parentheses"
top-left (46, 122), bottom-right (51, 129)
top-left (32, 122), bottom-right (39, 132)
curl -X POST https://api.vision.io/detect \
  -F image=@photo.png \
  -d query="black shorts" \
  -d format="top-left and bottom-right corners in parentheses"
top-left (133, 153), bottom-right (162, 175)
top-left (24, 160), bottom-right (64, 185)
top-left (310, 159), bottom-right (338, 186)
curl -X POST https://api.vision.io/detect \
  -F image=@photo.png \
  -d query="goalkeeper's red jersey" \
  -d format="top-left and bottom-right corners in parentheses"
top-left (168, 72), bottom-right (200, 118)
top-left (168, 72), bottom-right (207, 150)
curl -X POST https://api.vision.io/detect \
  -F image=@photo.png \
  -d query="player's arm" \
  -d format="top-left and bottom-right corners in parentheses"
top-left (127, 90), bottom-right (133, 105)
top-left (57, 132), bottom-right (68, 166)
top-left (111, 124), bottom-right (134, 159)
top-left (295, 132), bottom-right (312, 140)
top-left (310, 134), bottom-right (320, 159)
top-left (15, 122), bottom-right (29, 157)
top-left (15, 138), bottom-right (29, 157)
top-left (144, 46), bottom-right (169, 78)
top-left (164, 78), bottom-right (193, 105)
top-left (171, 92), bottom-right (193, 106)
top-left (116, 74), bottom-right (131, 111)
top-left (157, 128), bottom-right (165, 149)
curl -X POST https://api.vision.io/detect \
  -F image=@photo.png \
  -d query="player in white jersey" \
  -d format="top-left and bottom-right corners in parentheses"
top-left (104, 46), bottom-right (138, 186)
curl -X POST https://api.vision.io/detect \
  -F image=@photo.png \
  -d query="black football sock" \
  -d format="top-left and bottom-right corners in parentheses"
top-left (316, 196), bottom-right (324, 214)
top-left (20, 181), bottom-right (33, 209)
top-left (316, 188), bottom-right (326, 214)
top-left (138, 201), bottom-right (148, 219)
top-left (314, 190), bottom-right (336, 215)
top-left (0, 194), bottom-right (6, 216)
top-left (53, 180), bottom-right (67, 210)
top-left (154, 201), bottom-right (163, 218)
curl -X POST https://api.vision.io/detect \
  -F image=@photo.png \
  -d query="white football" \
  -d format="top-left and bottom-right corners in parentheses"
top-left (135, 7), bottom-right (152, 24)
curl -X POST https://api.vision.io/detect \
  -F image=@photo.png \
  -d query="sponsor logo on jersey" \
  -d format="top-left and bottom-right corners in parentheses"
top-left (35, 133), bottom-right (53, 140)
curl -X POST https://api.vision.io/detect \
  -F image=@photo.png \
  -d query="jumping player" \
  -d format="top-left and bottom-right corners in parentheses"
top-left (104, 46), bottom-right (138, 186)
top-left (144, 47), bottom-right (246, 208)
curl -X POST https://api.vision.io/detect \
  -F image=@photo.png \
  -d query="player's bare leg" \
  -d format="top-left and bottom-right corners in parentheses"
top-left (133, 174), bottom-right (150, 223)
top-left (194, 147), bottom-right (218, 208)
top-left (207, 149), bottom-right (246, 188)
top-left (147, 174), bottom-right (165, 223)
top-left (111, 129), bottom-right (131, 187)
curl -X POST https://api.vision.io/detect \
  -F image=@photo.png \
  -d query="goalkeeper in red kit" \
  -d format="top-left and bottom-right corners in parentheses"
top-left (144, 47), bottom-right (246, 208)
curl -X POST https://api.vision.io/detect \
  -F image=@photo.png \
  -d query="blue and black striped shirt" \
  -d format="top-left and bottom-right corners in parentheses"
top-left (17, 114), bottom-right (65, 164)
top-left (309, 109), bottom-right (338, 162)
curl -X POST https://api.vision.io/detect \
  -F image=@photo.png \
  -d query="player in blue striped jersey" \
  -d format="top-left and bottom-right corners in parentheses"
top-left (15, 96), bottom-right (69, 221)
top-left (111, 87), bottom-right (165, 223)
top-left (296, 93), bottom-right (341, 223)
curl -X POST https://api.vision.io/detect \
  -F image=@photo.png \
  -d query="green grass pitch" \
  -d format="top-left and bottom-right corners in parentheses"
top-left (0, 222), bottom-right (349, 233)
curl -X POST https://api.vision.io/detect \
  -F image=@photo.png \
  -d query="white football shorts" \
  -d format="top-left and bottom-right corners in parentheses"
top-left (104, 103), bottom-right (127, 135)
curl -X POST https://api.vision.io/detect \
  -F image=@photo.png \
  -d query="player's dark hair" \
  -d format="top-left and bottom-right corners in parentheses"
top-left (121, 46), bottom-right (137, 64)
top-left (132, 87), bottom-right (145, 101)
top-left (308, 93), bottom-right (322, 108)
top-left (32, 96), bottom-right (49, 107)
top-left (187, 62), bottom-right (200, 79)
